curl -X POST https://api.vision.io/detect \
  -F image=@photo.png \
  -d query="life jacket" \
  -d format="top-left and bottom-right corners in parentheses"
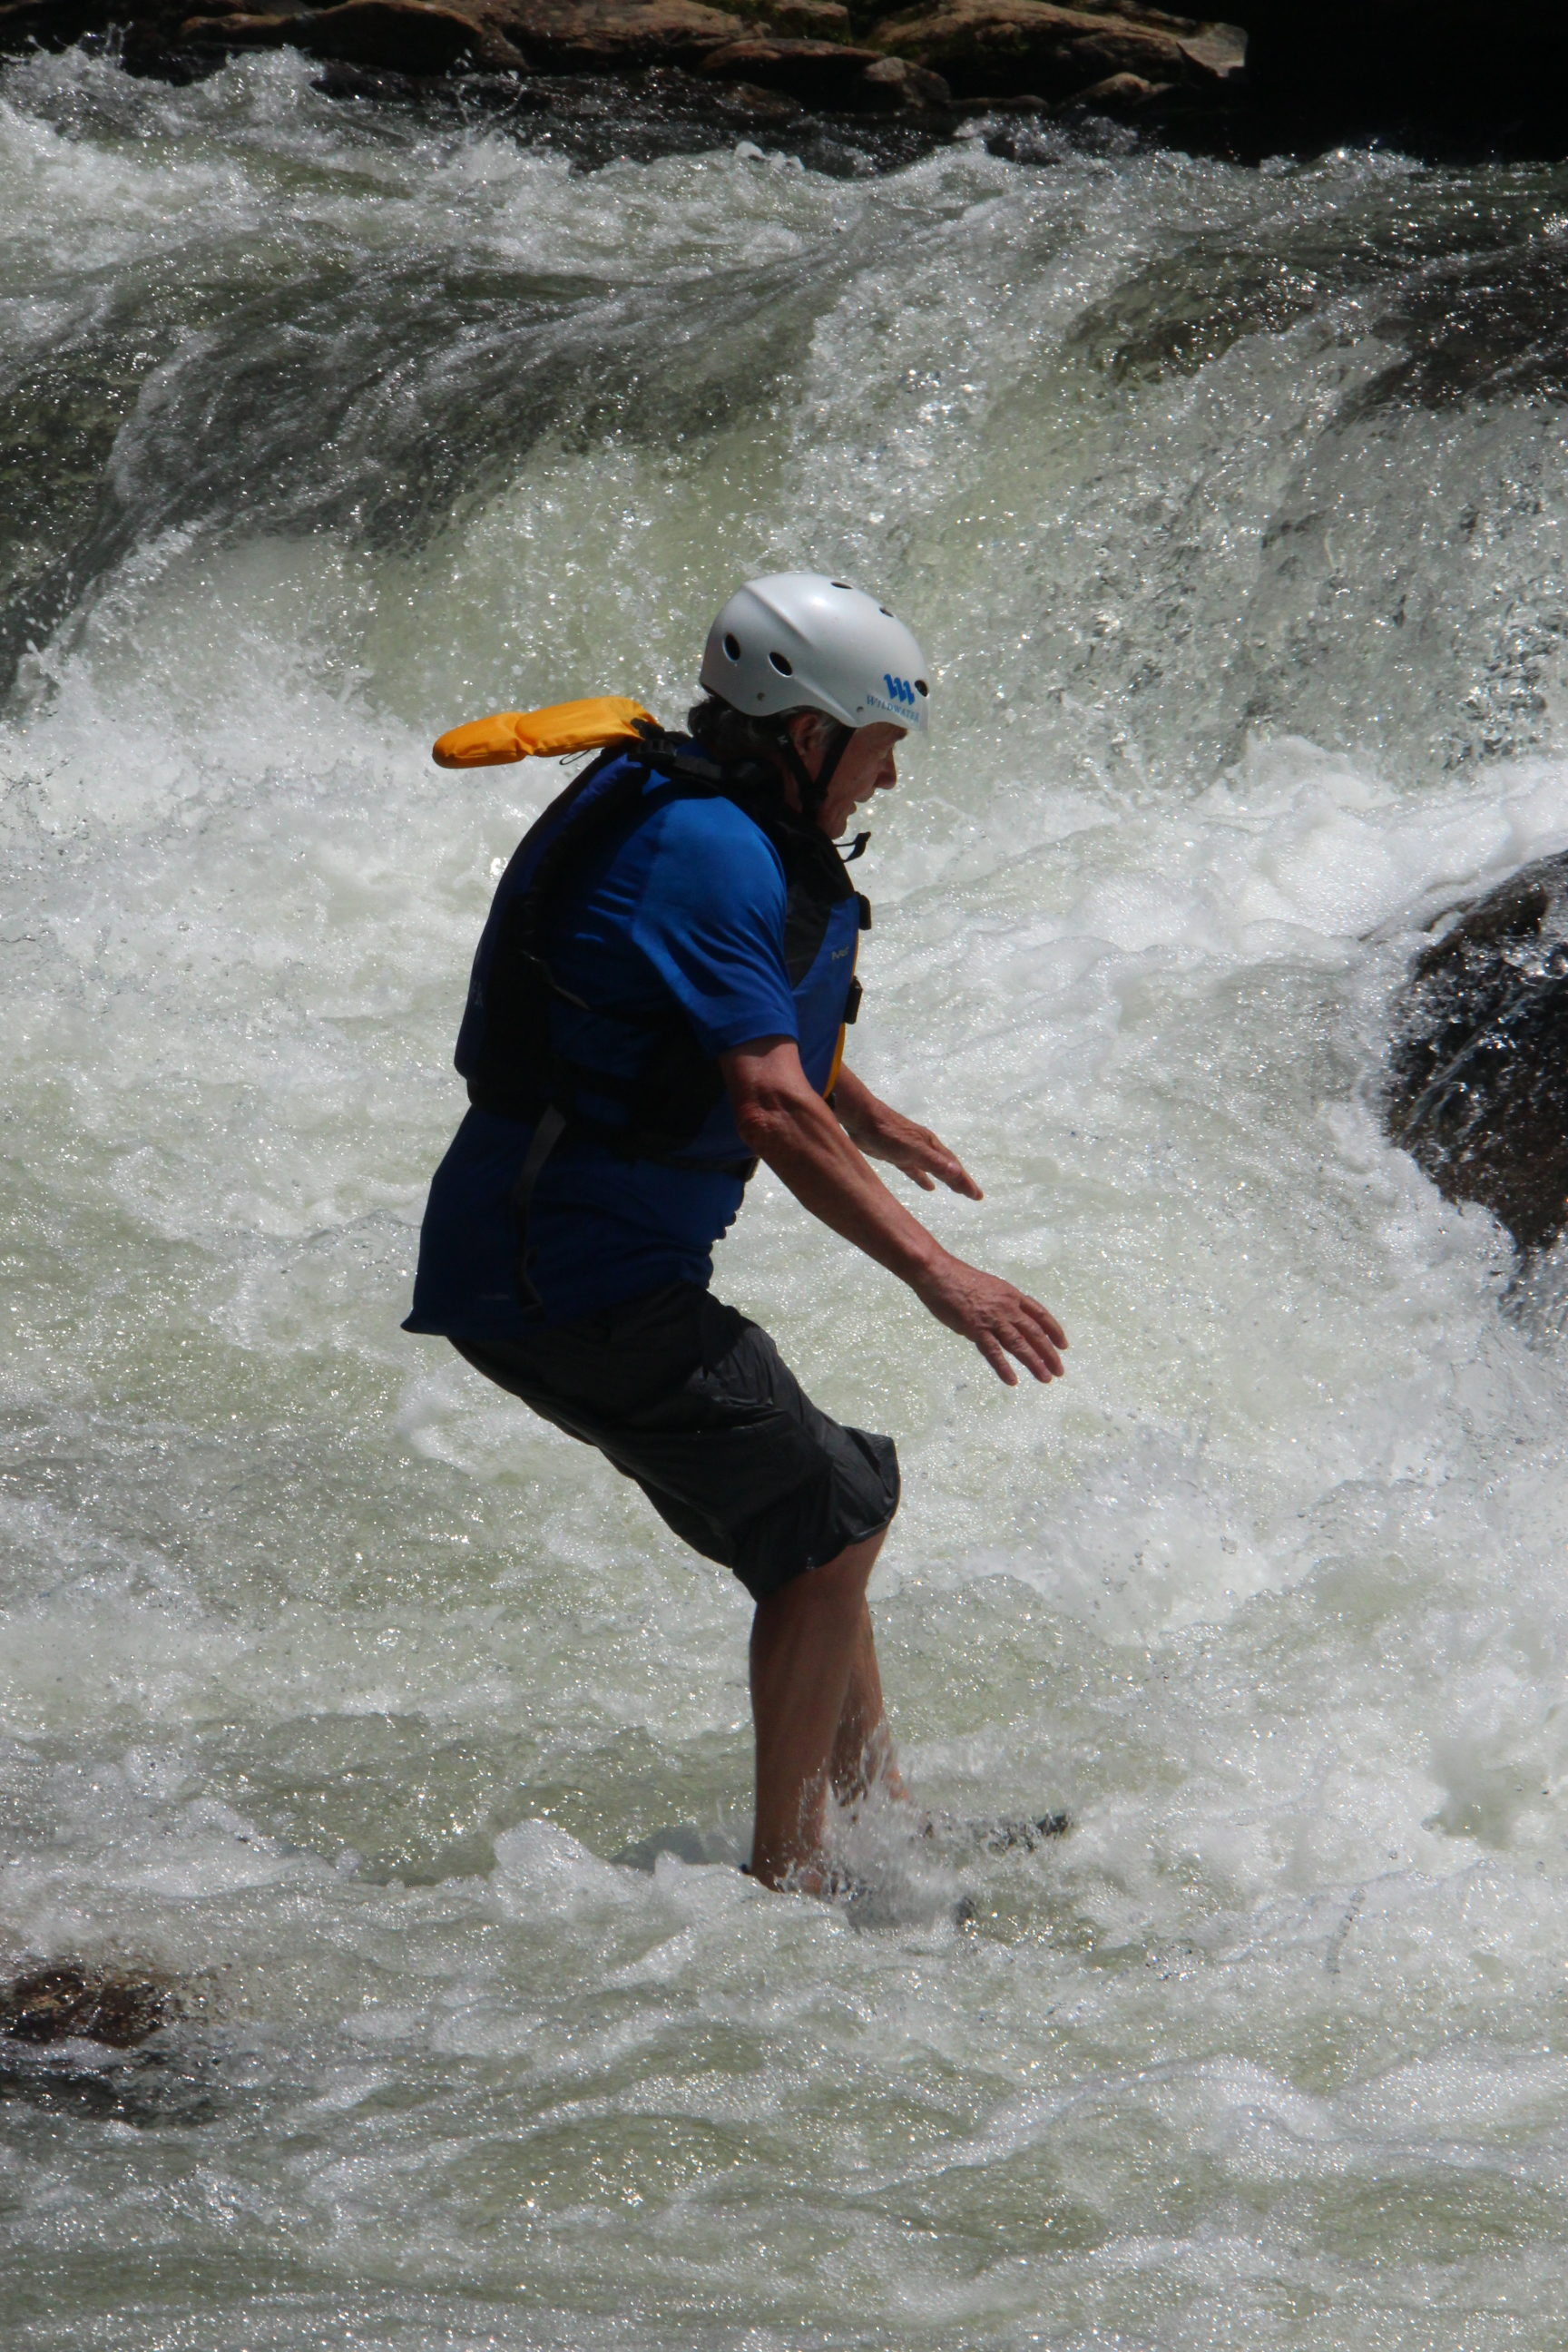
top-left (439, 703), bottom-right (870, 1177)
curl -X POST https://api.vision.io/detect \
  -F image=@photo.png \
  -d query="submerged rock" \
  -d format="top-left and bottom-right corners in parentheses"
top-left (1386, 851), bottom-right (1568, 1259)
top-left (0, 1961), bottom-right (178, 2049)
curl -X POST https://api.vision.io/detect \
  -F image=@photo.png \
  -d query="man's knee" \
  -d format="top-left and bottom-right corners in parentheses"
top-left (761, 1526), bottom-right (886, 1622)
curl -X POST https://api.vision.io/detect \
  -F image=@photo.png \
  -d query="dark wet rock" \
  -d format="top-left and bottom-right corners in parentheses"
top-left (302, 0), bottom-right (516, 67)
top-left (866, 0), bottom-right (1221, 102)
top-left (446, 62), bottom-right (952, 163)
top-left (1386, 852), bottom-right (1568, 1258)
top-left (701, 31), bottom-right (946, 106)
top-left (184, 0), bottom-right (517, 64)
top-left (180, 10), bottom-right (291, 41)
top-left (690, 68), bottom-right (798, 108)
top-left (742, 0), bottom-right (850, 33)
top-left (1, 1960), bottom-right (178, 2049)
top-left (699, 31), bottom-right (871, 91)
top-left (0, 2042), bottom-right (220, 2126)
top-left (1071, 65), bottom-right (1163, 111)
top-left (0, 1968), bottom-right (218, 2128)
top-left (856, 47), bottom-right (948, 104)
top-left (495, 0), bottom-right (746, 71)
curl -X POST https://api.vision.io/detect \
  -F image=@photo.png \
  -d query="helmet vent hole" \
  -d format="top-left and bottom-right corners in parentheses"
top-left (915, 679), bottom-right (928, 696)
top-left (768, 650), bottom-right (794, 676)
top-left (831, 581), bottom-right (851, 591)
top-left (722, 632), bottom-right (741, 661)
top-left (878, 606), bottom-right (893, 617)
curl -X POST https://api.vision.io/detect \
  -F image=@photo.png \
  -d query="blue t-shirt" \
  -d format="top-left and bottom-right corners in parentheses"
top-left (405, 764), bottom-right (828, 1334)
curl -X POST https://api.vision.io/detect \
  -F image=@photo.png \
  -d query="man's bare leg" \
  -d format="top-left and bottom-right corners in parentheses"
top-left (749, 1527), bottom-right (899, 1890)
top-left (828, 1600), bottom-right (907, 1809)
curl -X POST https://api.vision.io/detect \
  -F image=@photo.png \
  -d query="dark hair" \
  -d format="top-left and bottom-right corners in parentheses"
top-left (687, 694), bottom-right (794, 765)
top-left (687, 695), bottom-right (850, 797)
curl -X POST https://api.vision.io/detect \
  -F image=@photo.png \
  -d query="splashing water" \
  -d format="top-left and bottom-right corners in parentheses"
top-left (8, 42), bottom-right (1568, 2350)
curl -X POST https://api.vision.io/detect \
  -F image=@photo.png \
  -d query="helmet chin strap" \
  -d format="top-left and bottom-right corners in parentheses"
top-left (778, 720), bottom-right (852, 820)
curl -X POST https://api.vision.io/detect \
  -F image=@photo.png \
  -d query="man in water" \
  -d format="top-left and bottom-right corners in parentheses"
top-left (405, 574), bottom-right (1067, 1893)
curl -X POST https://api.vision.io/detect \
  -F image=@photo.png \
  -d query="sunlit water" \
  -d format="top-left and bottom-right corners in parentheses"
top-left (8, 44), bottom-right (1568, 2348)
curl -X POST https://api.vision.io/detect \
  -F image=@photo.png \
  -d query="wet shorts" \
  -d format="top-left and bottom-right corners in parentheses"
top-left (453, 1282), bottom-right (899, 1602)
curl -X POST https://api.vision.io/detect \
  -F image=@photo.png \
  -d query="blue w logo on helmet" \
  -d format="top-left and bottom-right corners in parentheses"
top-left (883, 674), bottom-right (916, 704)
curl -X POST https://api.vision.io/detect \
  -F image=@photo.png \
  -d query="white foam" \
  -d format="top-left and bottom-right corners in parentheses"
top-left (8, 47), bottom-right (1568, 2347)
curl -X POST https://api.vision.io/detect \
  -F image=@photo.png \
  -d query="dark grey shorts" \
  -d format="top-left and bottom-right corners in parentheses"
top-left (453, 1283), bottom-right (899, 1602)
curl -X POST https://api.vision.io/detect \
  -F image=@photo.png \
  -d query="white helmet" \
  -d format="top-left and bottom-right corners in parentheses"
top-left (700, 573), bottom-right (930, 735)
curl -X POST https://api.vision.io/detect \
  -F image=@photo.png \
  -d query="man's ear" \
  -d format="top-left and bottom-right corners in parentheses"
top-left (784, 710), bottom-right (832, 777)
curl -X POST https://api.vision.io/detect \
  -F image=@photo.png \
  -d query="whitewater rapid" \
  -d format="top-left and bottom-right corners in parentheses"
top-left (7, 42), bottom-right (1568, 2349)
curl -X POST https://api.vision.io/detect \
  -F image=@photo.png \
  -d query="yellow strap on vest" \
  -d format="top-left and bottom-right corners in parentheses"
top-left (824, 1023), bottom-right (849, 1100)
top-left (823, 929), bottom-right (860, 1098)
top-left (432, 695), bottom-right (656, 769)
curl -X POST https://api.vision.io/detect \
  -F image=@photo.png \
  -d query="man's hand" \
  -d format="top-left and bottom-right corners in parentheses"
top-left (911, 1259), bottom-right (1066, 1388)
top-left (832, 1066), bottom-right (982, 1199)
top-left (720, 1039), bottom-right (1067, 1388)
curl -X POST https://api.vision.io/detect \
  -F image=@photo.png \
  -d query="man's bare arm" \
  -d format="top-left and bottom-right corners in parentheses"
top-left (831, 1064), bottom-right (983, 1199)
top-left (720, 1037), bottom-right (1066, 1387)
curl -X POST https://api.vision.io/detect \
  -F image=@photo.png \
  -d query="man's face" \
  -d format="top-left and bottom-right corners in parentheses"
top-left (786, 717), bottom-right (907, 838)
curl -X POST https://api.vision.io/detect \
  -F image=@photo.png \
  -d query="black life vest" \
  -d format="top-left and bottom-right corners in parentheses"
top-left (456, 731), bottom-right (869, 1167)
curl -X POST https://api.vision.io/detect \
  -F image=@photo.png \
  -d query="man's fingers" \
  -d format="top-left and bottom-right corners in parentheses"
top-left (1023, 1298), bottom-right (1068, 1349)
top-left (883, 1121), bottom-right (984, 1201)
top-left (984, 1309), bottom-right (1067, 1382)
top-left (922, 1135), bottom-right (983, 1199)
top-left (975, 1334), bottom-right (1019, 1387)
top-left (1015, 1337), bottom-right (1065, 1381)
top-left (973, 1318), bottom-right (1063, 1384)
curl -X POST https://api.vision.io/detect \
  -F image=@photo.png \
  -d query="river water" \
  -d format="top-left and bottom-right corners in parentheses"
top-left (6, 43), bottom-right (1568, 2349)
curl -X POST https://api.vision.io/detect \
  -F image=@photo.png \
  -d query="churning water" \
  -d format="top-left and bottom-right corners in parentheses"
top-left (9, 43), bottom-right (1568, 2347)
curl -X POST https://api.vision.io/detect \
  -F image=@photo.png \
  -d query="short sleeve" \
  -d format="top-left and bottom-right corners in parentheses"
top-left (631, 799), bottom-right (799, 1054)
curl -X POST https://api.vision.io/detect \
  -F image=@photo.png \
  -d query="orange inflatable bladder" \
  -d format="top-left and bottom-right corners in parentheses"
top-left (432, 695), bottom-right (656, 769)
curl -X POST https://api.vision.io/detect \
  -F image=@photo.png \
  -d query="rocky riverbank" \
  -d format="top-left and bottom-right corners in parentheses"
top-left (0, 0), bottom-right (1244, 137)
top-left (1, 0), bottom-right (1564, 164)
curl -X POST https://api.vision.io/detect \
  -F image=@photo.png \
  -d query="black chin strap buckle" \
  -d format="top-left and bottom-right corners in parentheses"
top-left (839, 831), bottom-right (870, 864)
